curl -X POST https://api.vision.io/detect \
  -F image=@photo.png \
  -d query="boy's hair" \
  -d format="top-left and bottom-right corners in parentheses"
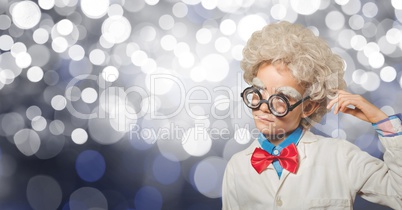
top-left (241, 21), bottom-right (346, 129)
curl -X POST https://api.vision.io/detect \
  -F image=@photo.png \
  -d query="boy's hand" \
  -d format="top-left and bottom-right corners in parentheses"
top-left (326, 90), bottom-right (388, 123)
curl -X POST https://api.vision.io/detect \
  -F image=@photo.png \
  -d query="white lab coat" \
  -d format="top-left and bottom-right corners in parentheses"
top-left (222, 130), bottom-right (402, 210)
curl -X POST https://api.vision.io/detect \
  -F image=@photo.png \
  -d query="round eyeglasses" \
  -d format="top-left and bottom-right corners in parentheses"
top-left (241, 86), bottom-right (311, 117)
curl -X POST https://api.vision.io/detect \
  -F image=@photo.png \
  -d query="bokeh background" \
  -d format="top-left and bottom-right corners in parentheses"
top-left (1, 0), bottom-right (402, 209)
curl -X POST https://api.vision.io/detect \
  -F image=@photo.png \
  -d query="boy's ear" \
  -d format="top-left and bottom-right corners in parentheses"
top-left (302, 101), bottom-right (320, 118)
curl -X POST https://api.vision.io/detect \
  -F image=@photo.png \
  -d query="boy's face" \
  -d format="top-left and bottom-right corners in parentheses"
top-left (252, 62), bottom-right (306, 143)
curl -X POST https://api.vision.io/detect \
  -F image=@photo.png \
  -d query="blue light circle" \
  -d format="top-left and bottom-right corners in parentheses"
top-left (134, 186), bottom-right (163, 210)
top-left (75, 150), bottom-right (106, 182)
top-left (152, 154), bottom-right (181, 185)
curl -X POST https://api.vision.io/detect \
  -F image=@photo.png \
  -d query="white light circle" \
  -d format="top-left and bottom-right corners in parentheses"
top-left (271, 4), bottom-right (287, 20)
top-left (102, 16), bottom-right (131, 44)
top-left (368, 52), bottom-right (384, 69)
top-left (68, 45), bottom-right (85, 61)
top-left (71, 128), bottom-right (88, 144)
top-left (214, 37), bottom-right (231, 53)
top-left (193, 156), bottom-right (226, 198)
top-left (31, 116), bottom-right (47, 132)
top-left (325, 11), bottom-right (345, 31)
top-left (51, 95), bottom-right (67, 111)
top-left (234, 128), bottom-right (251, 144)
top-left (57, 19), bottom-right (74, 36)
top-left (350, 35), bottom-right (367, 51)
top-left (392, 0), bottom-right (402, 10)
top-left (196, 28), bottom-right (212, 44)
top-left (14, 129), bottom-right (41, 156)
top-left (219, 19), bottom-right (236, 36)
top-left (361, 72), bottom-right (380, 91)
top-left (38, 0), bottom-right (55, 10)
top-left (27, 66), bottom-right (44, 82)
top-left (15, 52), bottom-right (32, 68)
top-left (201, 54), bottom-right (229, 82)
top-left (237, 15), bottom-right (267, 41)
top-left (102, 66), bottom-right (119, 82)
top-left (12, 1), bottom-right (41, 29)
top-left (81, 87), bottom-right (98, 104)
top-left (182, 126), bottom-right (212, 156)
top-left (290, 0), bottom-right (320, 15)
top-left (52, 37), bottom-right (69, 53)
top-left (380, 66), bottom-right (397, 82)
top-left (33, 28), bottom-right (50, 44)
top-left (80, 0), bottom-right (109, 19)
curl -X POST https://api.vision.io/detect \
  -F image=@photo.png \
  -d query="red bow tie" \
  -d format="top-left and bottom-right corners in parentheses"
top-left (251, 143), bottom-right (299, 174)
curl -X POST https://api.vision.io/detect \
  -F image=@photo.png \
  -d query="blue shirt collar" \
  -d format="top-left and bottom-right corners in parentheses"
top-left (258, 126), bottom-right (303, 154)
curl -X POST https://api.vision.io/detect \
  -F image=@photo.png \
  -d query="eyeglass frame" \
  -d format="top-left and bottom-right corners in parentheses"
top-left (240, 86), bottom-right (311, 117)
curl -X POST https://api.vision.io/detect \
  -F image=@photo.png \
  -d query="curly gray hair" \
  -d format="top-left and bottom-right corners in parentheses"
top-left (241, 21), bottom-right (346, 129)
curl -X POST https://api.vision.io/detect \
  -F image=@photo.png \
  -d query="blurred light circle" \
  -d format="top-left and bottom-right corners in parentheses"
top-left (89, 49), bottom-right (106, 65)
top-left (0, 15), bottom-right (11, 30)
top-left (52, 37), bottom-right (69, 53)
top-left (231, 44), bottom-right (244, 61)
top-left (392, 0), bottom-right (402, 9)
top-left (201, 0), bottom-right (218, 10)
top-left (381, 105), bottom-right (395, 116)
top-left (172, 2), bottom-right (188, 18)
top-left (234, 128), bottom-right (251, 144)
top-left (160, 35), bottom-right (177, 51)
top-left (152, 154), bottom-right (181, 185)
top-left (102, 66), bottom-right (119, 82)
top-left (341, 0), bottom-right (361, 15)
top-left (174, 42), bottom-right (190, 57)
top-left (131, 50), bottom-right (148, 66)
top-left (31, 116), bottom-right (47, 132)
top-left (363, 42), bottom-right (380, 57)
top-left (76, 150), bottom-right (106, 182)
top-left (290, 0), bottom-right (320, 15)
top-left (190, 66), bottom-right (207, 82)
top-left (368, 52), bottom-right (384, 69)
top-left (145, 70), bottom-right (178, 95)
top-left (71, 128), bottom-right (88, 144)
top-left (352, 69), bottom-right (367, 84)
top-left (13, 129), bottom-right (41, 156)
top-left (182, 126), bottom-right (212, 156)
top-left (88, 110), bottom-right (127, 144)
top-left (102, 16), bottom-right (131, 44)
top-left (178, 52), bottom-right (195, 68)
top-left (108, 4), bottom-right (124, 17)
top-left (216, 0), bottom-right (243, 13)
top-left (378, 36), bottom-right (397, 55)
top-left (140, 58), bottom-right (158, 74)
top-left (134, 186), bottom-right (163, 210)
top-left (0, 69), bottom-right (15, 85)
top-left (38, 0), bottom-right (55, 10)
top-left (159, 14), bottom-right (174, 30)
top-left (271, 4), bottom-right (287, 20)
top-left (196, 28), bottom-right (212, 44)
top-left (362, 2), bottom-right (378, 18)
top-left (51, 95), bottom-right (67, 111)
top-left (68, 45), bottom-right (85, 61)
top-left (348, 15), bottom-right (364, 30)
top-left (11, 1), bottom-right (41, 29)
top-left (1, 112), bottom-right (25, 136)
top-left (69, 187), bottom-right (108, 210)
top-left (201, 54), bottom-right (229, 82)
top-left (386, 28), bottom-right (402, 45)
top-left (49, 120), bottom-right (65, 135)
top-left (15, 52), bottom-right (32, 68)
top-left (29, 44), bottom-right (51, 67)
top-left (182, 0), bottom-right (201, 5)
top-left (335, 0), bottom-right (348, 5)
top-left (33, 28), bottom-right (50, 44)
top-left (325, 11), bottom-right (345, 30)
top-left (27, 66), bottom-right (44, 82)
top-left (11, 42), bottom-right (27, 57)
top-left (0, 35), bottom-right (14, 51)
top-left (26, 106), bottom-right (42, 120)
top-left (214, 95), bottom-right (230, 111)
top-left (80, 0), bottom-right (109, 19)
top-left (219, 19), bottom-right (236, 36)
top-left (193, 156), bottom-right (226, 198)
top-left (338, 29), bottom-right (355, 49)
top-left (57, 19), bottom-right (74, 36)
top-left (140, 26), bottom-right (157, 42)
top-left (361, 72), bottom-right (380, 91)
top-left (380, 66), bottom-right (397, 82)
top-left (214, 37), bottom-right (231, 53)
top-left (350, 34), bottom-right (367, 51)
top-left (331, 129), bottom-right (347, 139)
top-left (237, 15), bottom-right (266, 41)
top-left (81, 87), bottom-right (98, 104)
top-left (27, 175), bottom-right (62, 210)
top-left (145, 0), bottom-right (159, 5)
